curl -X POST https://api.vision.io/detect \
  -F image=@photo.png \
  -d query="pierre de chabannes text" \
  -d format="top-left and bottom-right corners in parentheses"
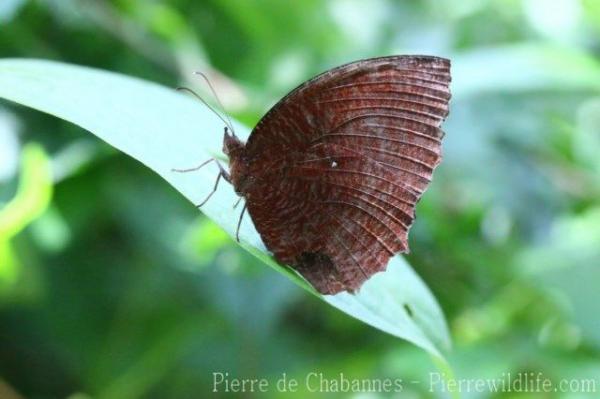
top-left (212, 371), bottom-right (597, 394)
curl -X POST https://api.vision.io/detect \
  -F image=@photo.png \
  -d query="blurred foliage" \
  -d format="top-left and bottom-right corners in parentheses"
top-left (0, 143), bottom-right (52, 293)
top-left (1, 0), bottom-right (600, 398)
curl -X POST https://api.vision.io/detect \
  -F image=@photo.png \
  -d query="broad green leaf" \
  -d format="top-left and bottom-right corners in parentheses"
top-left (0, 59), bottom-right (450, 357)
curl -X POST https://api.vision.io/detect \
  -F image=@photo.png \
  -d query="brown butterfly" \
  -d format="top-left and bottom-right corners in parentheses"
top-left (181, 55), bottom-right (451, 295)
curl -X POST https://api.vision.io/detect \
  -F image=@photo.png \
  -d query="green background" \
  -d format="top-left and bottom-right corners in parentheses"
top-left (1, 0), bottom-right (600, 398)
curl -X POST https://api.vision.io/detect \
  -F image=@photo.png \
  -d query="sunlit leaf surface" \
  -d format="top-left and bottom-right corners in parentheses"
top-left (0, 59), bottom-right (450, 356)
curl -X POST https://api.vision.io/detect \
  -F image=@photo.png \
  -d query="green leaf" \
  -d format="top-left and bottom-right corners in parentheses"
top-left (0, 58), bottom-right (450, 357)
top-left (0, 143), bottom-right (53, 238)
top-left (0, 143), bottom-right (53, 285)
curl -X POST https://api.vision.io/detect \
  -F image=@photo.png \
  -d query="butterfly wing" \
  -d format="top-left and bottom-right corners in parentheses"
top-left (243, 55), bottom-right (451, 294)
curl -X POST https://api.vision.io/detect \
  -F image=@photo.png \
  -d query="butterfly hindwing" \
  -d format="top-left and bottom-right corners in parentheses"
top-left (243, 55), bottom-right (451, 294)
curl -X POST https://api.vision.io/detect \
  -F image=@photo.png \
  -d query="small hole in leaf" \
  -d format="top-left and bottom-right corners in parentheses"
top-left (403, 303), bottom-right (414, 318)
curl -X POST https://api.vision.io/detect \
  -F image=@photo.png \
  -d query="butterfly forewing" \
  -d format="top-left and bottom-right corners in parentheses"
top-left (242, 55), bottom-right (451, 294)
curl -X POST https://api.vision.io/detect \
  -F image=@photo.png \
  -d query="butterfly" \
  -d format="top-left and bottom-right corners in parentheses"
top-left (181, 55), bottom-right (451, 295)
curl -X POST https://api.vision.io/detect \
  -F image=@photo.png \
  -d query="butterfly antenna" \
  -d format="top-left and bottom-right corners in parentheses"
top-left (176, 87), bottom-right (233, 131)
top-left (194, 71), bottom-right (237, 136)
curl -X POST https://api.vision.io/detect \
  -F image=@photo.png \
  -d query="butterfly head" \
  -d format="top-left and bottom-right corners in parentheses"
top-left (222, 127), bottom-right (245, 157)
top-left (222, 126), bottom-right (250, 195)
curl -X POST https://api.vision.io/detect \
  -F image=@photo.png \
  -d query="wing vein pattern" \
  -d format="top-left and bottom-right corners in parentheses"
top-left (242, 55), bottom-right (450, 294)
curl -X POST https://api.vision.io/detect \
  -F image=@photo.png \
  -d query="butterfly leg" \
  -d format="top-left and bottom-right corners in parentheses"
top-left (193, 160), bottom-right (232, 208)
top-left (215, 160), bottom-right (231, 183)
top-left (232, 196), bottom-right (243, 209)
top-left (172, 158), bottom-right (231, 208)
top-left (171, 157), bottom-right (214, 173)
top-left (235, 202), bottom-right (247, 242)
top-left (196, 172), bottom-right (222, 208)
top-left (198, 162), bottom-right (233, 207)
